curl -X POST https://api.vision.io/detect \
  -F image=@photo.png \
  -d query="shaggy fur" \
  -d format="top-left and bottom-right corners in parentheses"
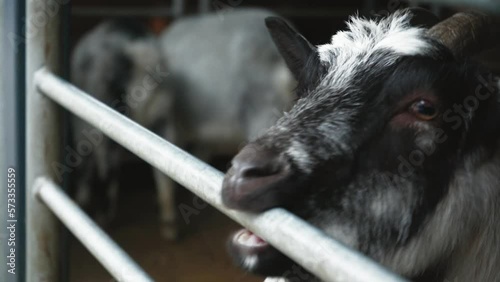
top-left (222, 10), bottom-right (500, 282)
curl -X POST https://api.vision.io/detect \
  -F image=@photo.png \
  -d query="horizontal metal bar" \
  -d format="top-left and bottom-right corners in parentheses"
top-left (33, 177), bottom-right (153, 282)
top-left (34, 68), bottom-right (407, 282)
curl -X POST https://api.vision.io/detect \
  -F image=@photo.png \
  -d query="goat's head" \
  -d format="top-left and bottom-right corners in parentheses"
top-left (221, 9), bottom-right (500, 280)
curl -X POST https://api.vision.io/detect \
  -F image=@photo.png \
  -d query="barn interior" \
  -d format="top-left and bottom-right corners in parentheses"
top-left (67, 2), bottom-right (367, 281)
top-left (1, 1), bottom-right (499, 282)
top-left (64, 1), bottom-right (498, 282)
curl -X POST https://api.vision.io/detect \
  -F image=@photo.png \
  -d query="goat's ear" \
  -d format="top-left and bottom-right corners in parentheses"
top-left (265, 17), bottom-right (316, 80)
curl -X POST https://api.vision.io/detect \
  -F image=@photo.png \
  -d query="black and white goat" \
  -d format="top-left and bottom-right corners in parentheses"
top-left (222, 9), bottom-right (500, 282)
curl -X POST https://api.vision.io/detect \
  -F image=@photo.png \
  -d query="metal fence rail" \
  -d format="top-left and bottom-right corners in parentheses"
top-left (34, 67), bottom-right (408, 282)
top-left (33, 177), bottom-right (153, 282)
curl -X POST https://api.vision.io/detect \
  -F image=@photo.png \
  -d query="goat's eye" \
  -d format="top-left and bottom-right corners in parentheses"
top-left (409, 100), bottom-right (438, 120)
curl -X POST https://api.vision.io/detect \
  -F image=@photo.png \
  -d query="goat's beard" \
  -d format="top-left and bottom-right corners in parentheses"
top-left (224, 158), bottom-right (433, 282)
top-left (227, 222), bottom-right (343, 282)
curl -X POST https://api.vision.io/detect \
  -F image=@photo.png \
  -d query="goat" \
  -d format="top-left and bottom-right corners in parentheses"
top-left (221, 9), bottom-right (500, 282)
top-left (158, 8), bottom-right (295, 158)
top-left (70, 20), bottom-right (178, 238)
top-left (71, 9), bottom-right (294, 239)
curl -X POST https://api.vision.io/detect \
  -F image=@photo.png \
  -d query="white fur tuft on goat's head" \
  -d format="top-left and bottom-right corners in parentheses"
top-left (221, 8), bottom-right (500, 282)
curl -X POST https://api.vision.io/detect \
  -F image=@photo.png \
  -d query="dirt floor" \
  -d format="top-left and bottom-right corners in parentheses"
top-left (69, 160), bottom-right (262, 282)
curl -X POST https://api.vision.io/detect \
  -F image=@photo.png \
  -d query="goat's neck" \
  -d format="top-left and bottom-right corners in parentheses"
top-left (384, 147), bottom-right (500, 282)
top-left (443, 199), bottom-right (500, 282)
top-left (444, 146), bottom-right (500, 282)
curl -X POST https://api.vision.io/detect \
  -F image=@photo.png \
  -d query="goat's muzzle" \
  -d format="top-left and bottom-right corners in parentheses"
top-left (222, 145), bottom-right (299, 276)
top-left (222, 145), bottom-right (298, 213)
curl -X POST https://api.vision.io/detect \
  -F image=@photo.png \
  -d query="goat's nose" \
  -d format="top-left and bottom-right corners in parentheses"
top-left (233, 147), bottom-right (282, 178)
top-left (222, 145), bottom-right (291, 212)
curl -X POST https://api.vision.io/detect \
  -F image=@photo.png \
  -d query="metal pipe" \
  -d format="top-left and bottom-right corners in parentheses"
top-left (2, 1), bottom-right (26, 281)
top-left (34, 68), bottom-right (407, 282)
top-left (25, 0), bottom-right (62, 281)
top-left (33, 177), bottom-right (154, 282)
top-left (0, 0), bottom-right (6, 279)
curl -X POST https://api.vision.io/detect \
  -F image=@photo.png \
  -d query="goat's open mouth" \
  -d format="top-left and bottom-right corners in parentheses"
top-left (232, 228), bottom-right (269, 252)
top-left (228, 228), bottom-right (294, 276)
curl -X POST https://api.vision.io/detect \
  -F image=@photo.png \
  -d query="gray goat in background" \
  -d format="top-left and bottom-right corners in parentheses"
top-left (70, 9), bottom-right (294, 239)
top-left (159, 8), bottom-right (295, 158)
top-left (70, 20), bottom-right (177, 238)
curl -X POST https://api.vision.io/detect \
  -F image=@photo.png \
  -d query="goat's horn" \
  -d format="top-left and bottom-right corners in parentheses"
top-left (427, 11), bottom-right (500, 58)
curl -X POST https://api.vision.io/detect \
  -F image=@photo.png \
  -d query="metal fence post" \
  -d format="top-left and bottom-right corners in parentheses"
top-left (2, 1), bottom-right (26, 281)
top-left (0, 0), bottom-right (5, 279)
top-left (25, 0), bottom-right (62, 281)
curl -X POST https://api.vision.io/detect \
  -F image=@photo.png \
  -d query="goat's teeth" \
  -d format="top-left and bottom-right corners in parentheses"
top-left (238, 231), bottom-right (251, 242)
top-left (235, 229), bottom-right (267, 247)
top-left (264, 278), bottom-right (289, 282)
top-left (247, 235), bottom-right (260, 245)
